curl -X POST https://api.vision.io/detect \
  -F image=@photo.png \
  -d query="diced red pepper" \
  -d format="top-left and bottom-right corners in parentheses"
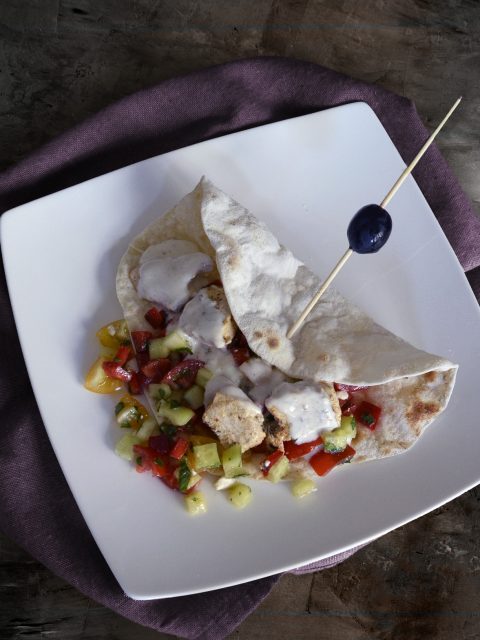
top-left (144, 307), bottom-right (167, 332)
top-left (131, 330), bottom-right (153, 353)
top-left (284, 436), bottom-right (323, 461)
top-left (150, 456), bottom-right (169, 478)
top-left (261, 450), bottom-right (283, 477)
top-left (161, 359), bottom-right (205, 390)
top-left (354, 401), bottom-right (382, 430)
top-left (334, 383), bottom-right (368, 393)
top-left (133, 445), bottom-right (169, 478)
top-left (140, 358), bottom-right (171, 382)
top-left (113, 345), bottom-right (132, 366)
top-left (102, 361), bottom-right (132, 382)
top-left (161, 472), bottom-right (179, 491)
top-left (309, 445), bottom-right (356, 476)
top-left (227, 329), bottom-right (252, 366)
top-left (170, 438), bottom-right (189, 460)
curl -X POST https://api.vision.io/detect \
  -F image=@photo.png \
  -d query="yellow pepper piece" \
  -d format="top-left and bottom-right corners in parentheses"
top-left (116, 394), bottom-right (150, 429)
top-left (84, 357), bottom-right (124, 394)
top-left (96, 320), bottom-right (130, 349)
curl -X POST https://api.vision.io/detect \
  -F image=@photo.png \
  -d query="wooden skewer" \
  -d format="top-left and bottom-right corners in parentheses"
top-left (287, 97), bottom-right (462, 340)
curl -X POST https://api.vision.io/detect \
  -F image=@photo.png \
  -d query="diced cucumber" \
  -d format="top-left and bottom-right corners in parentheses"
top-left (149, 330), bottom-right (190, 360)
top-left (291, 478), bottom-right (317, 499)
top-left (195, 367), bottom-right (213, 388)
top-left (148, 338), bottom-right (169, 360)
top-left (222, 444), bottom-right (244, 478)
top-left (214, 476), bottom-right (237, 491)
top-left (184, 491), bottom-right (207, 515)
top-left (116, 405), bottom-right (141, 428)
top-left (156, 400), bottom-right (194, 426)
top-left (186, 472), bottom-right (202, 491)
top-left (184, 384), bottom-right (204, 410)
top-left (323, 416), bottom-right (357, 453)
top-left (148, 383), bottom-right (171, 400)
top-left (135, 416), bottom-right (159, 441)
top-left (163, 330), bottom-right (191, 351)
top-left (115, 433), bottom-right (141, 461)
top-left (227, 482), bottom-right (252, 509)
top-left (193, 443), bottom-right (221, 470)
top-left (267, 455), bottom-right (290, 483)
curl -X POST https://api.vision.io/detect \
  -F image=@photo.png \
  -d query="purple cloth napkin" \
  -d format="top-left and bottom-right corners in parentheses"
top-left (0, 57), bottom-right (479, 640)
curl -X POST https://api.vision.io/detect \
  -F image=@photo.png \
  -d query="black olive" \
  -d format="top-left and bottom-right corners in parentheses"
top-left (347, 204), bottom-right (392, 254)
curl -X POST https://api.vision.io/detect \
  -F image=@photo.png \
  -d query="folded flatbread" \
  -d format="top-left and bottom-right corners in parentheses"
top-left (117, 178), bottom-right (457, 466)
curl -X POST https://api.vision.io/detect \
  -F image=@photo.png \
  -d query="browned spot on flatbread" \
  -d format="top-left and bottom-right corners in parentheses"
top-left (227, 252), bottom-right (239, 268)
top-left (129, 267), bottom-right (140, 288)
top-left (268, 336), bottom-right (280, 349)
top-left (424, 371), bottom-right (438, 383)
top-left (253, 331), bottom-right (263, 339)
top-left (406, 401), bottom-right (440, 436)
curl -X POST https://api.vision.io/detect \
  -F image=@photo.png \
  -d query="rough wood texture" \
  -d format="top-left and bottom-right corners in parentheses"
top-left (1, 1), bottom-right (479, 639)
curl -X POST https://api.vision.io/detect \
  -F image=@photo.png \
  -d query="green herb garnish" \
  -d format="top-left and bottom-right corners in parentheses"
top-left (178, 459), bottom-right (192, 493)
top-left (114, 402), bottom-right (125, 415)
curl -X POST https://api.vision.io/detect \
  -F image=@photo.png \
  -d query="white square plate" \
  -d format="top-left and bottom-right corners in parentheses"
top-left (2, 103), bottom-right (480, 599)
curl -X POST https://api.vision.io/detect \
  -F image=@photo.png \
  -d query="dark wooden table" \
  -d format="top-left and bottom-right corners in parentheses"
top-left (1, 2), bottom-right (479, 639)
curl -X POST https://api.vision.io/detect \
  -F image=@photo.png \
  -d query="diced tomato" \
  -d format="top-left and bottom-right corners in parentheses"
top-left (227, 329), bottom-right (252, 366)
top-left (340, 395), bottom-right (358, 416)
top-left (136, 351), bottom-right (150, 368)
top-left (309, 445), bottom-right (356, 476)
top-left (161, 359), bottom-right (205, 390)
top-left (334, 383), bottom-right (368, 393)
top-left (144, 307), bottom-right (167, 332)
top-left (170, 438), bottom-right (189, 460)
top-left (113, 345), bottom-right (132, 366)
top-left (127, 371), bottom-right (143, 395)
top-left (140, 358), bottom-right (171, 382)
top-left (354, 401), bottom-right (382, 430)
top-left (131, 330), bottom-right (153, 353)
top-left (261, 450), bottom-right (283, 477)
top-left (102, 361), bottom-right (132, 382)
top-left (284, 436), bottom-right (323, 461)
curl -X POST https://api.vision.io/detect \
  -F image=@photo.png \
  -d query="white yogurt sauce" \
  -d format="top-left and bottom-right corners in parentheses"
top-left (204, 374), bottom-right (234, 406)
top-left (220, 385), bottom-right (261, 407)
top-left (240, 358), bottom-right (286, 405)
top-left (179, 288), bottom-right (229, 348)
top-left (265, 381), bottom-right (338, 444)
top-left (240, 358), bottom-right (273, 384)
top-left (137, 252), bottom-right (213, 310)
top-left (139, 239), bottom-right (199, 264)
top-left (191, 341), bottom-right (242, 387)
